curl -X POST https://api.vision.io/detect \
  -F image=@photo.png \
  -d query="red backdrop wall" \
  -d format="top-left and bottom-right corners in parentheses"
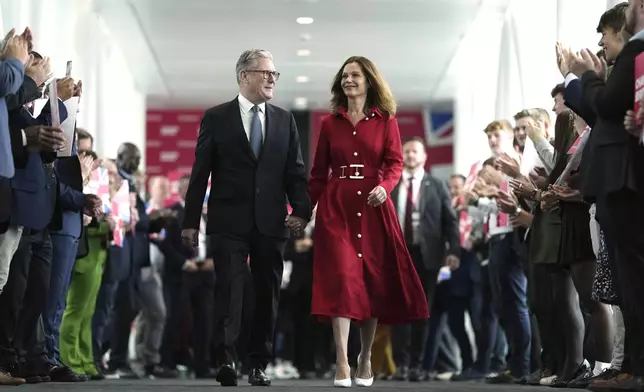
top-left (146, 108), bottom-right (455, 201)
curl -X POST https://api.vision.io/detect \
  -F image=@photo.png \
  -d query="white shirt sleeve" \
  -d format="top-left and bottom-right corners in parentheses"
top-left (21, 129), bottom-right (27, 146)
top-left (564, 73), bottom-right (578, 87)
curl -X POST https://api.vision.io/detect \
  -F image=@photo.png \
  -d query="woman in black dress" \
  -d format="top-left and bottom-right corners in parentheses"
top-left (543, 111), bottom-right (615, 386)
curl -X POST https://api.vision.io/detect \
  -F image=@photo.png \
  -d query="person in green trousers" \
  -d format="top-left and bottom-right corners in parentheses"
top-left (59, 215), bottom-right (110, 378)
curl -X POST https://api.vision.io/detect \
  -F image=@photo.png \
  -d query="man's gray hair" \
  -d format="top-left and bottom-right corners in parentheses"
top-left (236, 49), bottom-right (273, 84)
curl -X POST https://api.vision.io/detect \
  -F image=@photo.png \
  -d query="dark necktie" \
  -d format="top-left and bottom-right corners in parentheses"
top-left (404, 175), bottom-right (415, 244)
top-left (250, 106), bottom-right (263, 157)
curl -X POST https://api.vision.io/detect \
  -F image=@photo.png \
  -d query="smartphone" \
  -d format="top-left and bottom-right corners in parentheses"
top-left (65, 61), bottom-right (72, 77)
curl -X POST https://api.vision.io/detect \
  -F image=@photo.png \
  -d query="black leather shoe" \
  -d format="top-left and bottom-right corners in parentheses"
top-left (216, 364), bottom-right (238, 387)
top-left (248, 367), bottom-right (271, 386)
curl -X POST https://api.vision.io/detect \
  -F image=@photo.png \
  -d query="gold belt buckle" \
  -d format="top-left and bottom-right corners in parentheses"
top-left (349, 164), bottom-right (364, 179)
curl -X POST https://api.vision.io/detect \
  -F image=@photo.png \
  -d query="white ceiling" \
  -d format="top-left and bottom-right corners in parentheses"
top-left (95, 0), bottom-right (510, 110)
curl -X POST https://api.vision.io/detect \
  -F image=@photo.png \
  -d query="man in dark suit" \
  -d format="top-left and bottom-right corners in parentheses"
top-left (180, 49), bottom-right (311, 387)
top-left (570, 2), bottom-right (644, 389)
top-left (0, 82), bottom-right (100, 383)
top-left (159, 174), bottom-right (215, 378)
top-left (389, 137), bottom-right (460, 381)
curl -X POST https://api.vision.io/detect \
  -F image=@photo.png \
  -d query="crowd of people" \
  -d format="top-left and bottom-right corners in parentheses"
top-left (0, 0), bottom-right (643, 391)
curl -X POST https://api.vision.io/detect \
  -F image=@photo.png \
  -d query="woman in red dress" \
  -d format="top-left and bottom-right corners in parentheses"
top-left (308, 56), bottom-right (428, 387)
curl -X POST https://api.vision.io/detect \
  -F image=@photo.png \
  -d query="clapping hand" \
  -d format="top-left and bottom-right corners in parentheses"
top-left (540, 191), bottom-right (559, 212)
top-left (495, 153), bottom-right (521, 179)
top-left (510, 177), bottom-right (536, 200)
top-left (556, 42), bottom-right (573, 77)
top-left (497, 190), bottom-right (518, 214)
top-left (549, 184), bottom-right (579, 201)
top-left (570, 48), bottom-right (606, 78)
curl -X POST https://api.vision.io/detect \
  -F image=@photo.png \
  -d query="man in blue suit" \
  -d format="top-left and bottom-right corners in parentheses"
top-left (0, 32), bottom-right (30, 239)
top-left (43, 121), bottom-right (104, 382)
top-left (0, 81), bottom-right (99, 384)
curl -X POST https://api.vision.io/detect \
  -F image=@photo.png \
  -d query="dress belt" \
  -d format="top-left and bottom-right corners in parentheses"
top-left (331, 165), bottom-right (379, 180)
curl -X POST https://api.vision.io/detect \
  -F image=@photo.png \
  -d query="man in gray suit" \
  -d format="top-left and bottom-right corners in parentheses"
top-left (390, 137), bottom-right (461, 381)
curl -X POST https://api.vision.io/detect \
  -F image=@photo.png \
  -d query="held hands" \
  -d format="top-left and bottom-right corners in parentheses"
top-left (285, 215), bottom-right (307, 237)
top-left (367, 185), bottom-right (387, 207)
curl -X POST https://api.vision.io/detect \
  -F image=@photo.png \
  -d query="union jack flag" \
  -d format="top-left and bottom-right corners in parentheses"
top-left (85, 168), bottom-right (111, 214)
top-left (425, 112), bottom-right (454, 146)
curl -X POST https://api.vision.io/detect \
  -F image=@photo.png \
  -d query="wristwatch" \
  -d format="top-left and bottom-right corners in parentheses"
top-left (513, 207), bottom-right (522, 217)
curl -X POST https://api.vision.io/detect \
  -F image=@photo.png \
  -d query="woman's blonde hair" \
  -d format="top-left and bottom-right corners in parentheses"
top-left (330, 56), bottom-right (397, 116)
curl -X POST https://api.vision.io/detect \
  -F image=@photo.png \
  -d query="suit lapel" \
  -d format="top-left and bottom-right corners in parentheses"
top-left (259, 105), bottom-right (276, 162)
top-left (228, 98), bottom-right (256, 161)
top-left (418, 172), bottom-right (432, 213)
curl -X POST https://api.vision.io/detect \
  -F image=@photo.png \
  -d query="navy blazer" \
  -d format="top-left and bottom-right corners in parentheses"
top-left (8, 101), bottom-right (69, 230)
top-left (0, 57), bottom-right (25, 179)
top-left (51, 125), bottom-right (86, 239)
top-left (563, 78), bottom-right (596, 128)
top-left (438, 249), bottom-right (481, 299)
top-left (6, 76), bottom-right (40, 112)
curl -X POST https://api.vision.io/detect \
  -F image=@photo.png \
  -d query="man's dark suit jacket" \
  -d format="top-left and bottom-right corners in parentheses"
top-left (578, 39), bottom-right (644, 203)
top-left (391, 172), bottom-right (461, 270)
top-left (6, 76), bottom-right (41, 112)
top-left (182, 97), bottom-right (312, 239)
top-left (6, 100), bottom-right (70, 231)
top-left (0, 75), bottom-right (42, 233)
top-left (564, 77), bottom-right (596, 128)
top-left (160, 202), bottom-right (215, 285)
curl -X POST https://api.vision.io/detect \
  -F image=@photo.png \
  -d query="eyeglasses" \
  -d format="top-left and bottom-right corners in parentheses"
top-left (246, 70), bottom-right (280, 81)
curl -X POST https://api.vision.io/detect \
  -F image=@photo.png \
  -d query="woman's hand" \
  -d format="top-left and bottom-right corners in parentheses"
top-left (511, 212), bottom-right (533, 228)
top-left (367, 185), bottom-right (387, 207)
top-left (549, 184), bottom-right (580, 201)
top-left (510, 177), bottom-right (536, 200)
top-left (540, 191), bottom-right (559, 212)
top-left (495, 153), bottom-right (521, 179)
top-left (497, 190), bottom-right (518, 214)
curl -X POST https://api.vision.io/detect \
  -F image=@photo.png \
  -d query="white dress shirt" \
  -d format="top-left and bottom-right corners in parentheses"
top-left (397, 167), bottom-right (425, 230)
top-left (238, 93), bottom-right (266, 142)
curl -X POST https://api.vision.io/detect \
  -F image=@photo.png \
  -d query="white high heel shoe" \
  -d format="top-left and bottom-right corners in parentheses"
top-left (334, 378), bottom-right (352, 388)
top-left (334, 365), bottom-right (352, 388)
top-left (354, 355), bottom-right (374, 387)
